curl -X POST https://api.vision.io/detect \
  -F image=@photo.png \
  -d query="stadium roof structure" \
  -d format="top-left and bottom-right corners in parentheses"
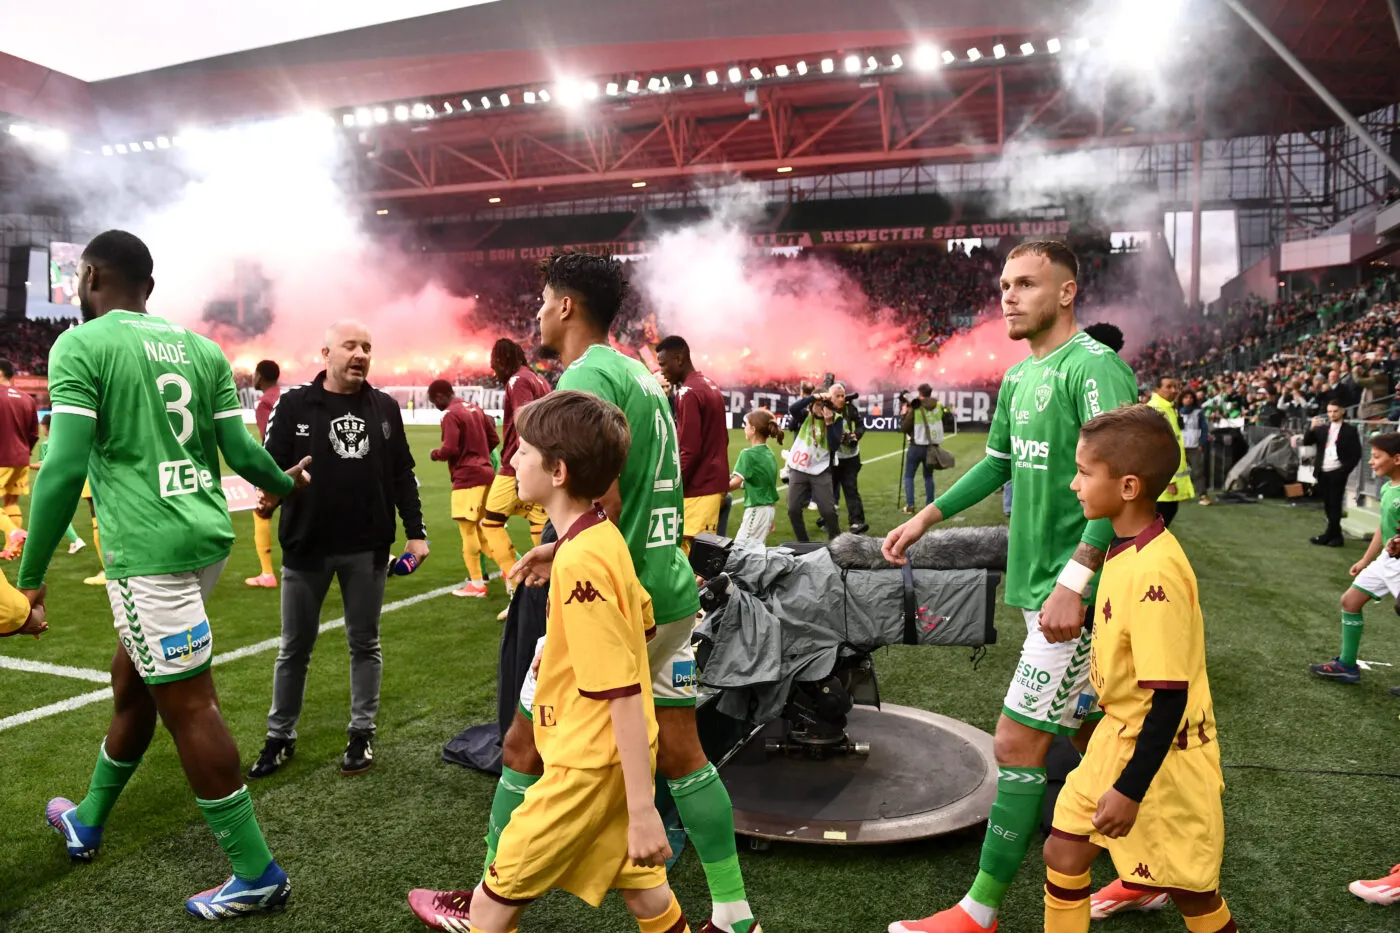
top-left (2, 0), bottom-right (1398, 215)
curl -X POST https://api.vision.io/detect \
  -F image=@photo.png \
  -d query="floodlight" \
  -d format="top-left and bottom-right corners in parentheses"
top-left (942, 50), bottom-right (956, 64)
top-left (890, 54), bottom-right (903, 68)
top-left (993, 43), bottom-right (1006, 59)
top-left (967, 48), bottom-right (982, 61)
top-left (524, 91), bottom-right (537, 103)
top-left (156, 136), bottom-right (170, 148)
top-left (683, 73), bottom-right (693, 87)
top-left (750, 66), bottom-right (763, 80)
top-left (373, 107), bottom-right (388, 123)
top-left (647, 77), bottom-right (661, 91)
top-left (1020, 42), bottom-right (1035, 56)
top-left (821, 58), bottom-right (834, 73)
top-left (606, 82), bottom-right (620, 95)
top-left (775, 64), bottom-right (789, 77)
top-left (728, 66), bottom-right (742, 82)
top-left (394, 105), bottom-right (409, 120)
top-left (844, 55), bottom-right (861, 73)
top-left (627, 78), bottom-right (641, 92)
top-left (914, 45), bottom-right (938, 69)
top-left (866, 55), bottom-right (878, 69)
top-left (1047, 38), bottom-right (1062, 53)
top-left (538, 88), bottom-right (551, 102)
top-left (499, 93), bottom-right (510, 106)
top-left (706, 70), bottom-right (719, 85)
top-left (101, 144), bottom-right (114, 156)
top-left (342, 113), bottom-right (355, 126)
top-left (114, 143), bottom-right (128, 154)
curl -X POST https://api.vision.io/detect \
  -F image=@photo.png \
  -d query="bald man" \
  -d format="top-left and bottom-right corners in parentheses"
top-left (249, 319), bottom-right (428, 779)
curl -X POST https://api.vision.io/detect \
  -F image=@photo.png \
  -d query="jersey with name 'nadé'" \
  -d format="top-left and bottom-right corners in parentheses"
top-left (986, 331), bottom-right (1138, 610)
top-left (557, 344), bottom-right (701, 626)
top-left (46, 310), bottom-right (243, 578)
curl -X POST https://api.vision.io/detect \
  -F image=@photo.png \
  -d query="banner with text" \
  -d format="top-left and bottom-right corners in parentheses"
top-left (451, 219), bottom-right (1074, 264)
top-left (718, 387), bottom-right (995, 431)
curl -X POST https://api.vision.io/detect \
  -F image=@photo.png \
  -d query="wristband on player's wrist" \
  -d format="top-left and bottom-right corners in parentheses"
top-left (1056, 560), bottom-right (1095, 595)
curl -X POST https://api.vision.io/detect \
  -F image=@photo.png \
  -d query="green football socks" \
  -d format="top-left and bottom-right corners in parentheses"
top-left (962, 766), bottom-right (1048, 923)
top-left (74, 740), bottom-right (140, 827)
top-left (669, 763), bottom-right (754, 931)
top-left (196, 785), bottom-right (273, 881)
top-left (482, 766), bottom-right (540, 875)
top-left (1340, 610), bottom-right (1365, 665)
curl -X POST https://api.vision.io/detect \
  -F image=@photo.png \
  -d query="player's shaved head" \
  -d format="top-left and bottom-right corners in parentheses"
top-left (1080, 405), bottom-right (1179, 500)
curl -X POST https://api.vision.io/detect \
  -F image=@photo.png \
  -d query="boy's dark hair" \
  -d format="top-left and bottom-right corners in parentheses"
top-left (1006, 238), bottom-right (1079, 280)
top-left (427, 378), bottom-right (454, 398)
top-left (1080, 404), bottom-right (1180, 501)
top-left (82, 230), bottom-right (154, 287)
top-left (41, 414), bottom-right (51, 428)
top-left (539, 253), bottom-right (628, 331)
top-left (255, 359), bottom-right (280, 383)
top-left (1369, 432), bottom-right (1400, 457)
top-left (0, 359), bottom-right (13, 379)
top-left (917, 383), bottom-right (932, 397)
top-left (1083, 322), bottom-right (1124, 352)
top-left (515, 390), bottom-right (631, 500)
top-left (655, 335), bottom-right (690, 355)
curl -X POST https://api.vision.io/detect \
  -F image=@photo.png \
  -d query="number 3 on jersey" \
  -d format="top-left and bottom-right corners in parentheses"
top-left (157, 372), bottom-right (194, 444)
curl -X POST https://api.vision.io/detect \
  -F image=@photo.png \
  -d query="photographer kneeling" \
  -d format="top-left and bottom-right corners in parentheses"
top-left (786, 389), bottom-right (843, 542)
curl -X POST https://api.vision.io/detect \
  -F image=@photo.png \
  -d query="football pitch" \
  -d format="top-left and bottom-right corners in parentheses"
top-left (2, 427), bottom-right (1398, 932)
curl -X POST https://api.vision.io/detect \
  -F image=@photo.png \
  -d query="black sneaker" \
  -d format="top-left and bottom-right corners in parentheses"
top-left (247, 737), bottom-right (295, 779)
top-left (850, 522), bottom-right (869, 535)
top-left (341, 732), bottom-right (374, 775)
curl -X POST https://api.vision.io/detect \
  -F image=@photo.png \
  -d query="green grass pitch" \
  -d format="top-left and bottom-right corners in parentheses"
top-left (2, 426), bottom-right (1398, 931)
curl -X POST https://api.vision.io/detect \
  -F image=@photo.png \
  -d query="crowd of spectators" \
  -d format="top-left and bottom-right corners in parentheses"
top-left (0, 318), bottom-right (73, 376)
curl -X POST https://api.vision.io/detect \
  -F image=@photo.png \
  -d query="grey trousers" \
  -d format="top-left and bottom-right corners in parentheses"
top-left (266, 551), bottom-right (388, 740)
top-left (787, 469), bottom-right (840, 542)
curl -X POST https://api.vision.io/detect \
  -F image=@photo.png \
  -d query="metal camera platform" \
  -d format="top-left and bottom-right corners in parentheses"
top-left (714, 703), bottom-right (996, 845)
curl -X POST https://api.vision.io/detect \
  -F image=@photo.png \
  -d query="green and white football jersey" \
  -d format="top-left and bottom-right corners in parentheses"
top-left (986, 331), bottom-right (1138, 610)
top-left (557, 344), bottom-right (701, 626)
top-left (46, 310), bottom-right (243, 578)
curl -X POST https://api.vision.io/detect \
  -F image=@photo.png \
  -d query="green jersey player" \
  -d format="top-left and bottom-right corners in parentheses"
top-left (883, 240), bottom-right (1138, 933)
top-left (15, 231), bottom-right (310, 920)
top-left (408, 255), bottom-right (759, 933)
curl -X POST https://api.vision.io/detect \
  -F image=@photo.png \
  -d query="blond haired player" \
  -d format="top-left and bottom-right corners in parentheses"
top-left (1043, 405), bottom-right (1233, 933)
top-left (410, 390), bottom-right (693, 933)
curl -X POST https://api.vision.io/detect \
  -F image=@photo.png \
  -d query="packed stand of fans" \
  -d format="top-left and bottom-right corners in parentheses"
top-left (0, 318), bottom-right (73, 376)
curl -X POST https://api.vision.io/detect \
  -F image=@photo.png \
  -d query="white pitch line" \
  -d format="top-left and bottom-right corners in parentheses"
top-left (0, 687), bottom-right (113, 731)
top-left (0, 655), bottom-right (110, 683)
top-left (0, 577), bottom-right (497, 733)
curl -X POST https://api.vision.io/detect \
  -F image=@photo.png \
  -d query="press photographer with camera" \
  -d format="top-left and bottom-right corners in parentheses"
top-left (900, 384), bottom-right (946, 514)
top-left (826, 383), bottom-right (869, 535)
top-left (786, 387), bottom-right (843, 542)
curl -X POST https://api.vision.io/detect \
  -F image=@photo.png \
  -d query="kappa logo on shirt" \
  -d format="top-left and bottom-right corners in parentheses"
top-left (1140, 585), bottom-right (1169, 603)
top-left (564, 581), bottom-right (606, 605)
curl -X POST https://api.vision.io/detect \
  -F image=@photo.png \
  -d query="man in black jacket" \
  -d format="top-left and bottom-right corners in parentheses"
top-left (249, 320), bottom-right (428, 777)
top-left (1307, 400), bottom-right (1361, 546)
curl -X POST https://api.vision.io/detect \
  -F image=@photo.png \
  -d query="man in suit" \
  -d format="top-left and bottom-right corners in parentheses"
top-left (1307, 400), bottom-right (1361, 546)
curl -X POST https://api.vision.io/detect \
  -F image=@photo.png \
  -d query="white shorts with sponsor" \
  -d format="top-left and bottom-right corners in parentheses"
top-left (108, 561), bottom-right (226, 685)
top-left (1002, 608), bottom-right (1100, 736)
top-left (735, 505), bottom-right (776, 545)
top-left (519, 614), bottom-right (700, 720)
top-left (1354, 552), bottom-right (1400, 600)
